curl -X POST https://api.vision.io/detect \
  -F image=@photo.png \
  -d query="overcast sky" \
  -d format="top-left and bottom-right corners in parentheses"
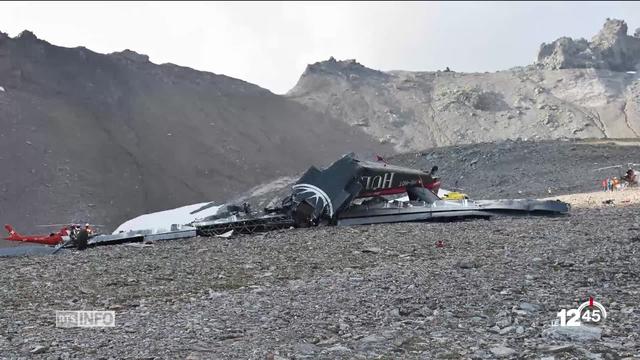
top-left (1, 1), bottom-right (639, 94)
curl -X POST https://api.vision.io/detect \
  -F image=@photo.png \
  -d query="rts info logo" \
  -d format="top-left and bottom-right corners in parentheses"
top-left (553, 297), bottom-right (607, 327)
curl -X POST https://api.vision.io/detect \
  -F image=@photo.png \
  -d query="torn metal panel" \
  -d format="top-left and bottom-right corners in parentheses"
top-left (143, 229), bottom-right (197, 242)
top-left (473, 199), bottom-right (571, 215)
top-left (337, 199), bottom-right (568, 226)
top-left (194, 214), bottom-right (294, 236)
top-left (88, 228), bottom-right (196, 246)
top-left (406, 183), bottom-right (441, 203)
top-left (290, 154), bottom-right (363, 224)
top-left (285, 153), bottom-right (440, 226)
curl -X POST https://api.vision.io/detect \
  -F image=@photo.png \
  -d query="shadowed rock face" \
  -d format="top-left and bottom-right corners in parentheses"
top-left (537, 18), bottom-right (640, 71)
top-left (0, 31), bottom-right (389, 232)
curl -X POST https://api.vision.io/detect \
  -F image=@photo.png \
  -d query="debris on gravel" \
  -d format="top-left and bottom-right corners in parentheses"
top-left (1, 191), bottom-right (639, 358)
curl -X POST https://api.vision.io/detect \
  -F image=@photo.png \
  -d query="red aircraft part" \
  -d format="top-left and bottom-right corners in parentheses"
top-left (3, 224), bottom-right (68, 246)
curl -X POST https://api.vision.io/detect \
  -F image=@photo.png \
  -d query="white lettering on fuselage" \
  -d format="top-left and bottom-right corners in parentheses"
top-left (360, 172), bottom-right (395, 191)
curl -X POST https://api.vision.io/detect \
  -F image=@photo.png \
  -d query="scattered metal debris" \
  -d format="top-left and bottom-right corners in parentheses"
top-left (192, 153), bottom-right (569, 235)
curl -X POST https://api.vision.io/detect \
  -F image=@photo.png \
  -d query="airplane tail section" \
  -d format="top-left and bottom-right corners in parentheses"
top-left (4, 224), bottom-right (19, 239)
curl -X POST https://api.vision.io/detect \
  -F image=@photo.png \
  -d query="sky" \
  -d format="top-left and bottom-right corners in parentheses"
top-left (1, 1), bottom-right (639, 94)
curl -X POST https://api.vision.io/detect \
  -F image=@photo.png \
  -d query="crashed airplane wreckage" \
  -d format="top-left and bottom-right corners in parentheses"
top-left (2, 153), bottom-right (569, 255)
top-left (192, 153), bottom-right (569, 236)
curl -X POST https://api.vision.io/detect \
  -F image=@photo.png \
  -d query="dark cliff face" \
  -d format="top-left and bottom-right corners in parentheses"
top-left (0, 31), bottom-right (388, 232)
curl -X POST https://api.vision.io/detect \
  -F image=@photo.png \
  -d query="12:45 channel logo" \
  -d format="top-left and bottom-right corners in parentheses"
top-left (553, 297), bottom-right (607, 326)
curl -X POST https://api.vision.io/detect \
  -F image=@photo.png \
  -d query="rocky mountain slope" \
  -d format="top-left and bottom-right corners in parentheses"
top-left (287, 19), bottom-right (640, 152)
top-left (0, 31), bottom-right (388, 232)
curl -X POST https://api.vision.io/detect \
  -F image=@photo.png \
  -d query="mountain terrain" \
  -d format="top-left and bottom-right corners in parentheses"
top-left (0, 30), bottom-right (388, 232)
top-left (2, 17), bottom-right (640, 359)
top-left (3, 18), bottom-right (640, 235)
top-left (287, 19), bottom-right (640, 152)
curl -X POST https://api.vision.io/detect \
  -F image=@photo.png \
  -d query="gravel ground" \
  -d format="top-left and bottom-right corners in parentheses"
top-left (1, 191), bottom-right (639, 359)
top-left (547, 187), bottom-right (640, 208)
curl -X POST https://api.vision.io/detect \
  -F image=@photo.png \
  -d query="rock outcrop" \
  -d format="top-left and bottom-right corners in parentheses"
top-left (287, 19), bottom-right (640, 152)
top-left (537, 18), bottom-right (640, 71)
top-left (112, 49), bottom-right (150, 63)
top-left (288, 56), bottom-right (640, 152)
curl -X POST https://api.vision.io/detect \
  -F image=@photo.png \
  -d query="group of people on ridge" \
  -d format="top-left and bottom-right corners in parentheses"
top-left (602, 169), bottom-right (639, 192)
top-left (602, 177), bottom-right (623, 192)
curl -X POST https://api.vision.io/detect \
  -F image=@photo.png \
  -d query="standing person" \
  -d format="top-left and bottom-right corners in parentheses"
top-left (75, 225), bottom-right (89, 250)
top-left (624, 169), bottom-right (638, 187)
top-left (602, 178), bottom-right (607, 192)
top-left (613, 177), bottom-right (620, 191)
